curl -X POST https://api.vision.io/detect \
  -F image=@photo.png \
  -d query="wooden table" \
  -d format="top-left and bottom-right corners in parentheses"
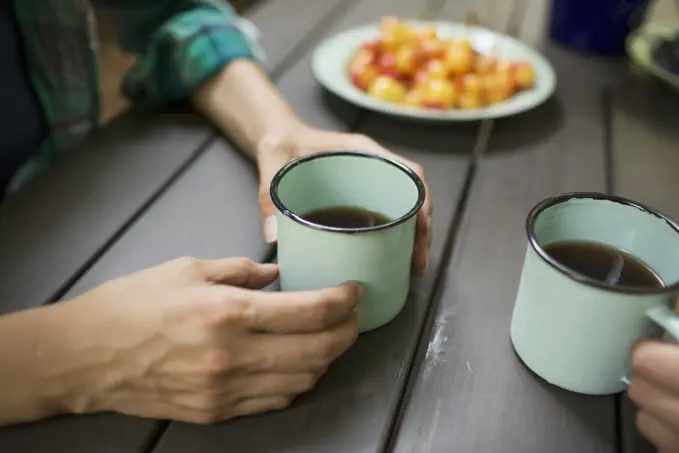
top-left (1, 0), bottom-right (677, 451)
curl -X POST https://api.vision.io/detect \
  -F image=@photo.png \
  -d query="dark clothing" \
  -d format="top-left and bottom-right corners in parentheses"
top-left (0, 0), bottom-right (47, 197)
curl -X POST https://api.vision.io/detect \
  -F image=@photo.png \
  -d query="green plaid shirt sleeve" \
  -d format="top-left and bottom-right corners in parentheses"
top-left (9, 0), bottom-right (264, 192)
top-left (97, 0), bottom-right (266, 104)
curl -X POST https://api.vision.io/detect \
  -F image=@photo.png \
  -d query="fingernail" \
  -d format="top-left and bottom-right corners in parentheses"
top-left (351, 282), bottom-right (366, 298)
top-left (260, 263), bottom-right (279, 273)
top-left (264, 216), bottom-right (278, 243)
top-left (630, 339), bottom-right (645, 353)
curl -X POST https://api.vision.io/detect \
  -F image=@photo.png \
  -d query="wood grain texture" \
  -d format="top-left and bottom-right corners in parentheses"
top-left (151, 0), bottom-right (479, 452)
top-left (0, 414), bottom-right (164, 453)
top-left (0, 0), bottom-right (344, 316)
top-left (64, 140), bottom-right (266, 296)
top-left (0, 111), bottom-right (207, 452)
top-left (0, 1), bottom-right (346, 452)
top-left (611, 78), bottom-right (679, 453)
top-left (0, 110), bottom-right (211, 314)
top-left (248, 0), bottom-right (348, 71)
top-left (391, 44), bottom-right (619, 453)
top-left (611, 78), bottom-right (679, 217)
top-left (57, 0), bottom-right (357, 295)
top-left (0, 141), bottom-right (272, 453)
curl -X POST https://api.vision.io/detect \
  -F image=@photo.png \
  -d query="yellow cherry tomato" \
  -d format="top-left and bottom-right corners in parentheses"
top-left (513, 62), bottom-right (536, 90)
top-left (443, 41), bottom-right (474, 76)
top-left (421, 78), bottom-right (456, 109)
top-left (424, 59), bottom-right (449, 79)
top-left (368, 75), bottom-right (407, 103)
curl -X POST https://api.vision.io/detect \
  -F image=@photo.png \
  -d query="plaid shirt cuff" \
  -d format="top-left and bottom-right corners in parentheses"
top-left (122, 10), bottom-right (267, 105)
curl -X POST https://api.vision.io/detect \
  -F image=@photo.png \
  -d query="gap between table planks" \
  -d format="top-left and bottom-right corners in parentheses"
top-left (0, 0), bottom-right (356, 452)
top-left (611, 78), bottom-right (679, 453)
top-left (388, 0), bottom-right (638, 451)
top-left (0, 0), bottom-right (351, 315)
top-left (150, 0), bottom-right (483, 452)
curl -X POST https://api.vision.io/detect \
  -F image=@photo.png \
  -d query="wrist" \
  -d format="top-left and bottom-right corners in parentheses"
top-left (254, 119), bottom-right (309, 160)
top-left (23, 291), bottom-right (124, 417)
top-left (192, 59), bottom-right (309, 160)
top-left (0, 303), bottom-right (88, 424)
top-left (45, 293), bottom-right (120, 416)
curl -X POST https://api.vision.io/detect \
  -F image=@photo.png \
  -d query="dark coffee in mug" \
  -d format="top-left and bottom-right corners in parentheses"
top-left (301, 206), bottom-right (390, 229)
top-left (543, 240), bottom-right (664, 288)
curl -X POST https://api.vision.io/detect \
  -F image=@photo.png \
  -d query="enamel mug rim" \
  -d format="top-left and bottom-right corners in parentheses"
top-left (526, 192), bottom-right (679, 295)
top-left (270, 151), bottom-right (426, 234)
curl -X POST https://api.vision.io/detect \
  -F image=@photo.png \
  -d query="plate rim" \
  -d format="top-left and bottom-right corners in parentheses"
top-left (311, 20), bottom-right (558, 122)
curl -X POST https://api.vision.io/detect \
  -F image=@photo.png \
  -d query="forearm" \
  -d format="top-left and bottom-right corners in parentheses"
top-left (190, 59), bottom-right (305, 160)
top-left (0, 305), bottom-right (69, 425)
top-left (0, 299), bottom-right (105, 426)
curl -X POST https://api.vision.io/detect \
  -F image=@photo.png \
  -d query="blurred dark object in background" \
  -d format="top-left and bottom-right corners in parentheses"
top-left (548, 0), bottom-right (651, 54)
top-left (230, 0), bottom-right (261, 12)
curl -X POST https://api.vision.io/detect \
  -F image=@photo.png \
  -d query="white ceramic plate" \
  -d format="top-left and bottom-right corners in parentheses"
top-left (627, 23), bottom-right (679, 91)
top-left (311, 21), bottom-right (557, 121)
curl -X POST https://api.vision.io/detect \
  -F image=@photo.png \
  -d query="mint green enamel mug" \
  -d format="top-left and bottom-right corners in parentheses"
top-left (511, 193), bottom-right (679, 395)
top-left (270, 151), bottom-right (425, 332)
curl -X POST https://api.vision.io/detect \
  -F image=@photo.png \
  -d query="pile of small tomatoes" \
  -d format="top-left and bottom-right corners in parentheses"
top-left (347, 16), bottom-right (536, 110)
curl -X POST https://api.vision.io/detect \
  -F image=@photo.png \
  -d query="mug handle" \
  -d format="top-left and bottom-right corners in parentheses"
top-left (621, 305), bottom-right (679, 385)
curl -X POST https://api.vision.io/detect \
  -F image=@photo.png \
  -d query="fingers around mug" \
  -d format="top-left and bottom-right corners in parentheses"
top-left (242, 316), bottom-right (359, 372)
top-left (236, 282), bottom-right (364, 333)
top-left (632, 341), bottom-right (679, 395)
top-left (412, 212), bottom-right (429, 276)
top-left (637, 410), bottom-right (679, 452)
top-left (426, 211), bottom-right (433, 249)
top-left (181, 396), bottom-right (294, 423)
top-left (227, 372), bottom-right (323, 400)
top-left (256, 144), bottom-right (291, 243)
top-left (106, 398), bottom-right (198, 423)
top-left (628, 376), bottom-right (679, 432)
top-left (200, 257), bottom-right (279, 289)
top-left (347, 136), bottom-right (432, 222)
top-left (230, 395), bottom-right (294, 418)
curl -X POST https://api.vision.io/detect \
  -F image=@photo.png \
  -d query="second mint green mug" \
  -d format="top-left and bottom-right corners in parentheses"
top-left (511, 193), bottom-right (679, 395)
top-left (270, 151), bottom-right (425, 332)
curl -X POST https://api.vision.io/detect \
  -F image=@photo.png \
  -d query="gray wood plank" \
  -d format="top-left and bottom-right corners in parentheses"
top-left (273, 0), bottom-right (423, 132)
top-left (391, 44), bottom-right (619, 453)
top-left (66, 139), bottom-right (265, 296)
top-left (0, 110), bottom-right (211, 314)
top-left (151, 0), bottom-right (480, 452)
top-left (0, 0), bottom-right (345, 317)
top-left (611, 78), bottom-right (679, 217)
top-left (249, 0), bottom-right (347, 70)
top-left (611, 78), bottom-right (679, 453)
top-left (0, 1), bottom-right (348, 452)
top-left (0, 414), bottom-right (164, 453)
top-left (0, 140), bottom-right (273, 453)
top-left (57, 0), bottom-right (361, 297)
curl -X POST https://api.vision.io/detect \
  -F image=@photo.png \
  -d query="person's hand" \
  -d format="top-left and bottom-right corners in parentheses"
top-left (628, 317), bottom-right (679, 451)
top-left (57, 257), bottom-right (361, 423)
top-left (256, 124), bottom-right (433, 276)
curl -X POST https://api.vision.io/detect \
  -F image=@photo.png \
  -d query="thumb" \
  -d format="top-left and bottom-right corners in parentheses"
top-left (257, 150), bottom-right (290, 244)
top-left (201, 257), bottom-right (279, 289)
